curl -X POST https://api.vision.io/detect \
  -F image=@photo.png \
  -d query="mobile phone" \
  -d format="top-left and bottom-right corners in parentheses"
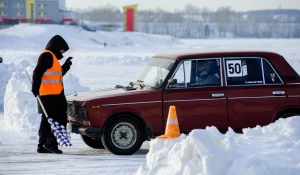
top-left (66, 57), bottom-right (73, 62)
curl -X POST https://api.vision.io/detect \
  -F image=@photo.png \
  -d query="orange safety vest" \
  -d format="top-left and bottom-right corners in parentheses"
top-left (39, 50), bottom-right (63, 96)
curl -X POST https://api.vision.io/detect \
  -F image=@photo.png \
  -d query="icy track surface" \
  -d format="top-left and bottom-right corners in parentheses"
top-left (0, 130), bottom-right (150, 175)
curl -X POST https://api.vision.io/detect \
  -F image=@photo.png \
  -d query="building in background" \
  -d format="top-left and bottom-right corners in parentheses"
top-left (122, 4), bottom-right (138, 32)
top-left (0, 0), bottom-right (75, 24)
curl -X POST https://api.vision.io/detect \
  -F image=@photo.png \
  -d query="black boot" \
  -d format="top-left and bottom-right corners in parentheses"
top-left (43, 142), bottom-right (63, 154)
top-left (37, 146), bottom-right (52, 153)
top-left (43, 145), bottom-right (63, 154)
top-left (43, 136), bottom-right (63, 154)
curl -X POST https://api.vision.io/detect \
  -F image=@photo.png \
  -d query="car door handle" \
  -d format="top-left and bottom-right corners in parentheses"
top-left (212, 93), bottom-right (224, 98)
top-left (272, 91), bottom-right (285, 95)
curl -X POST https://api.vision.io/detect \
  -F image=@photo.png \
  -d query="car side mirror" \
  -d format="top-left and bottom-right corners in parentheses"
top-left (0, 57), bottom-right (2, 63)
top-left (166, 79), bottom-right (178, 92)
top-left (168, 79), bottom-right (177, 85)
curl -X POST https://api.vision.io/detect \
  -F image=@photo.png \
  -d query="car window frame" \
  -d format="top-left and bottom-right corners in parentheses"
top-left (167, 58), bottom-right (223, 89)
top-left (223, 56), bottom-right (284, 87)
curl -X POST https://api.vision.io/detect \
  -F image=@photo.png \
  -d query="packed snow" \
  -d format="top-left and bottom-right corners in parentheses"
top-left (137, 117), bottom-right (300, 175)
top-left (0, 24), bottom-right (300, 175)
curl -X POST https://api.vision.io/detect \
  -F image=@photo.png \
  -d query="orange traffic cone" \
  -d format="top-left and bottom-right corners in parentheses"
top-left (157, 106), bottom-right (180, 139)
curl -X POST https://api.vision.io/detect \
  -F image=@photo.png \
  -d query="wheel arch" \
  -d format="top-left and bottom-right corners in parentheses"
top-left (103, 111), bottom-right (152, 141)
top-left (272, 107), bottom-right (300, 122)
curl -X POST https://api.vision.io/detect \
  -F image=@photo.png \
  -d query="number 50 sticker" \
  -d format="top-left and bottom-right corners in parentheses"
top-left (226, 60), bottom-right (247, 77)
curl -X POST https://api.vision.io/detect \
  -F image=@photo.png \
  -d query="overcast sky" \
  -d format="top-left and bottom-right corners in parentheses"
top-left (66, 0), bottom-right (300, 11)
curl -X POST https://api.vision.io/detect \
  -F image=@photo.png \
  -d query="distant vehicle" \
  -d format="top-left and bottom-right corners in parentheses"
top-left (81, 25), bottom-right (97, 32)
top-left (0, 57), bottom-right (2, 63)
top-left (66, 51), bottom-right (300, 155)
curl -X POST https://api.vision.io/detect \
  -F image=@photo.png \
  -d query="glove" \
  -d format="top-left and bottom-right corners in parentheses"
top-left (31, 88), bottom-right (39, 97)
top-left (62, 57), bottom-right (73, 74)
top-left (64, 57), bottom-right (73, 67)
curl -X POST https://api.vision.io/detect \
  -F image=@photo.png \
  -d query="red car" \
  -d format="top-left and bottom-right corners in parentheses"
top-left (66, 51), bottom-right (300, 155)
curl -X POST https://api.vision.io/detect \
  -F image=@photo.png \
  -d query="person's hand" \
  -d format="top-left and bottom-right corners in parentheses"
top-left (31, 88), bottom-right (39, 97)
top-left (62, 57), bottom-right (73, 73)
top-left (65, 57), bottom-right (73, 67)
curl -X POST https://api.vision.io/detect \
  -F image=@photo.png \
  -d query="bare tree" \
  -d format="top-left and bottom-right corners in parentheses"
top-left (214, 6), bottom-right (231, 37)
top-left (183, 4), bottom-right (200, 14)
top-left (76, 4), bottom-right (122, 22)
top-left (201, 7), bottom-right (212, 23)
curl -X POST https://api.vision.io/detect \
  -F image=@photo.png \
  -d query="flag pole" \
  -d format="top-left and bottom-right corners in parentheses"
top-left (25, 70), bottom-right (49, 119)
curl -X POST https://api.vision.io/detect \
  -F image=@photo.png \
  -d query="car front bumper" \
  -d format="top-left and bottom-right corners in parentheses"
top-left (67, 121), bottom-right (102, 136)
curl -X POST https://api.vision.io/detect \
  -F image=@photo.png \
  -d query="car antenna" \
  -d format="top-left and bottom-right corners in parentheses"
top-left (74, 90), bottom-right (78, 96)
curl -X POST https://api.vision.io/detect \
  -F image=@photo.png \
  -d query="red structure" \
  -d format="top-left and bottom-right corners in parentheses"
top-left (126, 8), bottom-right (134, 31)
top-left (0, 17), bottom-right (52, 23)
top-left (62, 18), bottom-right (75, 22)
top-left (123, 4), bottom-right (138, 32)
top-left (35, 18), bottom-right (51, 23)
top-left (0, 17), bottom-right (29, 22)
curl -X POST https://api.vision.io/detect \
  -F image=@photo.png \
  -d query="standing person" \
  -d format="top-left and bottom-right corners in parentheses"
top-left (31, 35), bottom-right (73, 154)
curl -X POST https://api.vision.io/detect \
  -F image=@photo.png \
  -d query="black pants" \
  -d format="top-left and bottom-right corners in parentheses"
top-left (38, 107), bottom-right (67, 149)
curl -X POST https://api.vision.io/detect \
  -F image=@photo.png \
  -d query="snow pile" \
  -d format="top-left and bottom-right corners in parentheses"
top-left (0, 61), bottom-right (89, 132)
top-left (0, 62), bottom-right (14, 111)
top-left (2, 64), bottom-right (38, 132)
top-left (0, 24), bottom-right (183, 49)
top-left (63, 73), bottom-right (90, 95)
top-left (137, 116), bottom-right (300, 175)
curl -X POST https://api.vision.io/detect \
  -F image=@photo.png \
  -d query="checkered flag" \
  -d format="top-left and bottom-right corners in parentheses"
top-left (25, 70), bottom-right (72, 147)
top-left (48, 118), bottom-right (72, 147)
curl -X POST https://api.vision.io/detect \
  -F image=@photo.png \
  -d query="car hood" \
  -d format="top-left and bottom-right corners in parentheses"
top-left (66, 87), bottom-right (155, 102)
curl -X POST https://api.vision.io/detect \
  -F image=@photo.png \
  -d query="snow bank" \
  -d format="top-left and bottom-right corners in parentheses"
top-left (0, 24), bottom-right (182, 49)
top-left (137, 116), bottom-right (300, 175)
top-left (0, 60), bottom-right (89, 132)
top-left (0, 62), bottom-right (14, 111)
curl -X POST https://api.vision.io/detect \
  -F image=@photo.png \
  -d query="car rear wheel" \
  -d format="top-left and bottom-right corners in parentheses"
top-left (276, 112), bottom-right (300, 121)
top-left (81, 135), bottom-right (104, 149)
top-left (101, 115), bottom-right (143, 155)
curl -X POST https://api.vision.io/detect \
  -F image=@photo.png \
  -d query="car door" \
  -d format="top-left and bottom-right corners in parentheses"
top-left (163, 58), bottom-right (228, 132)
top-left (225, 57), bottom-right (287, 129)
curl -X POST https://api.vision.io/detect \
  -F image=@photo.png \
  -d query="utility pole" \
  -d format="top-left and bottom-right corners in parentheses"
top-left (18, 3), bottom-right (20, 24)
top-left (279, 5), bottom-right (281, 23)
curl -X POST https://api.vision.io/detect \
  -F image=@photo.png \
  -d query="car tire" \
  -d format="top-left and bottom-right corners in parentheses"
top-left (276, 112), bottom-right (300, 121)
top-left (101, 115), bottom-right (143, 155)
top-left (81, 134), bottom-right (104, 149)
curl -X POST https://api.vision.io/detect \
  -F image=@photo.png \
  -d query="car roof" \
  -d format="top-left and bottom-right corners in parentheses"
top-left (153, 51), bottom-right (282, 61)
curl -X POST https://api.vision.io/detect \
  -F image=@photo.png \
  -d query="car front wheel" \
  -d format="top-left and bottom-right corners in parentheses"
top-left (101, 115), bottom-right (143, 155)
top-left (81, 135), bottom-right (104, 149)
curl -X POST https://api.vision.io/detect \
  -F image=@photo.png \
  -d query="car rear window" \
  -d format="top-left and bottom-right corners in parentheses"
top-left (225, 57), bottom-right (283, 86)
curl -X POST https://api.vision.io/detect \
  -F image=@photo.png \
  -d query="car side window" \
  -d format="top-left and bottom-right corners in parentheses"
top-left (172, 59), bottom-right (221, 88)
top-left (189, 59), bottom-right (221, 87)
top-left (225, 58), bottom-right (264, 86)
top-left (184, 61), bottom-right (192, 85)
top-left (172, 62), bottom-right (185, 87)
top-left (262, 59), bottom-right (282, 84)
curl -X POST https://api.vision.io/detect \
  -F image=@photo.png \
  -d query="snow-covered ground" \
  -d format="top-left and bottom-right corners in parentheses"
top-left (1, 24), bottom-right (300, 175)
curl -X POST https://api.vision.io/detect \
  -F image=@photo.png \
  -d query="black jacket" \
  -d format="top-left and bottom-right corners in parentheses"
top-left (32, 35), bottom-right (70, 114)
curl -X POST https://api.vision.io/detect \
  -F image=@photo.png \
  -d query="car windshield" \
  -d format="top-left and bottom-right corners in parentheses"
top-left (134, 57), bottom-right (176, 88)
